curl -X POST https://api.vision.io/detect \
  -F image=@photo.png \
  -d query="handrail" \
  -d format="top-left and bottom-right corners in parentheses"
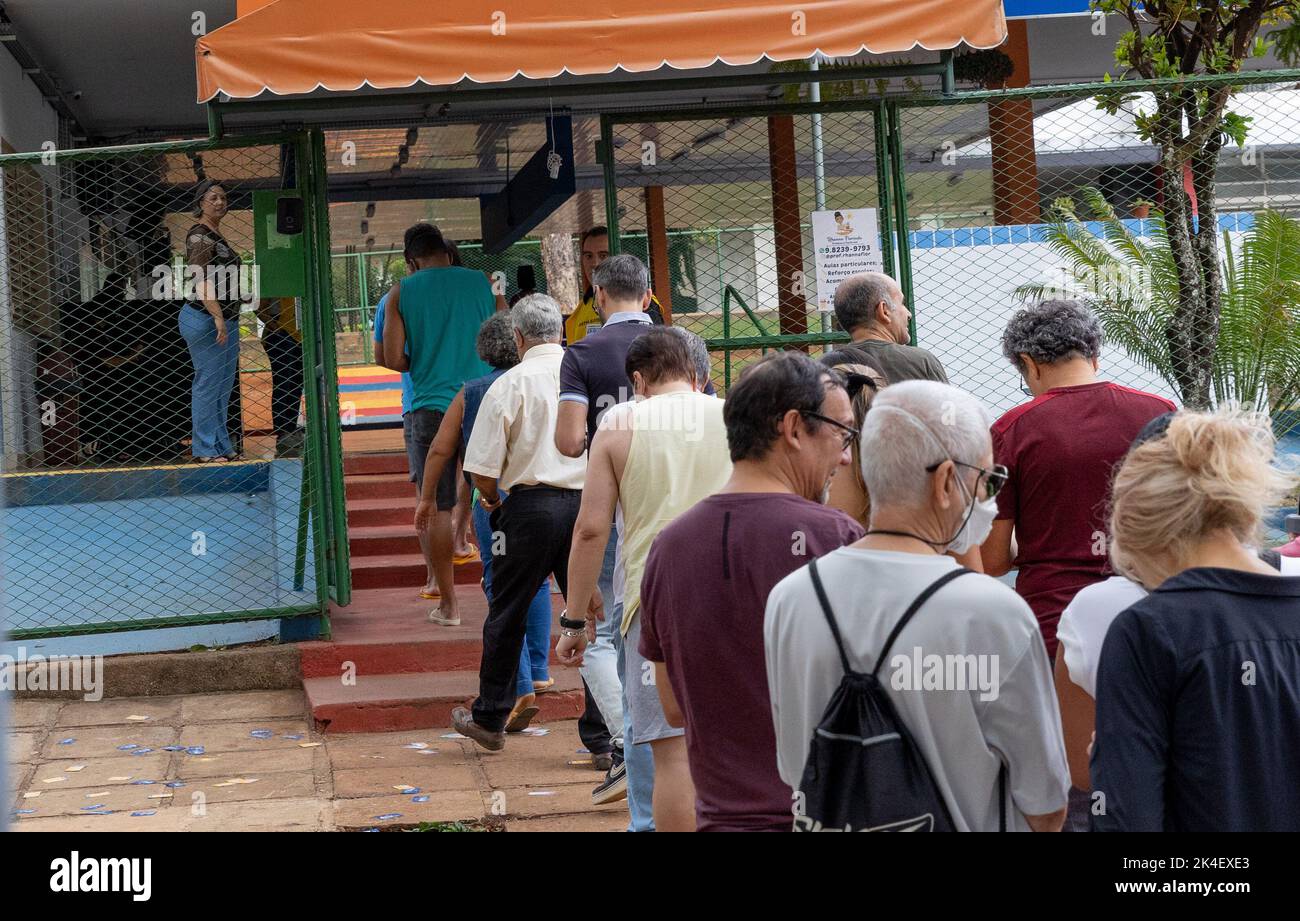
top-left (722, 284), bottom-right (771, 339)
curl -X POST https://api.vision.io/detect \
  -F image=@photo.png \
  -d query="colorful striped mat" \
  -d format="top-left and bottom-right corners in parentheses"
top-left (337, 365), bottom-right (404, 426)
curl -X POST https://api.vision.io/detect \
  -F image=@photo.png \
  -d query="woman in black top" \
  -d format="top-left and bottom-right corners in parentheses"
top-left (177, 180), bottom-right (243, 461)
top-left (1091, 409), bottom-right (1300, 831)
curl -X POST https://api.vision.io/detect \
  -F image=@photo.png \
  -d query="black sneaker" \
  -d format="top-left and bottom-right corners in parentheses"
top-left (592, 758), bottom-right (628, 805)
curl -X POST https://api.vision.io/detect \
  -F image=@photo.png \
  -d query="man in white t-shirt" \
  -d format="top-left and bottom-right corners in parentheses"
top-left (764, 380), bottom-right (1070, 831)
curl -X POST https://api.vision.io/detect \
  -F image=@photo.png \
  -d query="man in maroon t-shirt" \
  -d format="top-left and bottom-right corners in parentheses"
top-left (639, 352), bottom-right (864, 831)
top-left (981, 300), bottom-right (1176, 659)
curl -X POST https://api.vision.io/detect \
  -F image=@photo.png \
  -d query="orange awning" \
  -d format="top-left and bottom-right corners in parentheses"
top-left (196, 0), bottom-right (1006, 102)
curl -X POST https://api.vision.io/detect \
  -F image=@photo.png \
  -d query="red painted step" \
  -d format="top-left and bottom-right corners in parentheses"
top-left (345, 473), bottom-right (416, 501)
top-left (303, 669), bottom-right (584, 733)
top-left (349, 524), bottom-right (426, 558)
top-left (343, 453), bottom-right (409, 477)
top-left (345, 498), bottom-right (416, 528)
top-left (350, 553), bottom-right (483, 589)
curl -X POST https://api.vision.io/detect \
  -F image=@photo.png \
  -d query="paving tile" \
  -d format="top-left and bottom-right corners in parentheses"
top-left (506, 811), bottom-right (629, 833)
top-left (332, 762), bottom-right (480, 798)
top-left (38, 725), bottom-right (178, 760)
top-left (488, 784), bottom-right (627, 820)
top-left (7, 732), bottom-right (39, 765)
top-left (181, 690), bottom-right (309, 723)
top-left (55, 697), bottom-right (182, 728)
top-left (186, 796), bottom-right (327, 832)
top-left (12, 808), bottom-right (187, 832)
top-left (174, 745), bottom-right (321, 780)
top-left (180, 771), bottom-right (317, 805)
top-left (330, 791), bottom-right (485, 829)
top-left (11, 780), bottom-right (166, 817)
top-left (325, 731), bottom-right (470, 770)
top-left (9, 699), bottom-right (63, 728)
top-left (177, 719), bottom-right (312, 753)
top-left (26, 753), bottom-right (171, 790)
top-left (477, 729), bottom-right (607, 789)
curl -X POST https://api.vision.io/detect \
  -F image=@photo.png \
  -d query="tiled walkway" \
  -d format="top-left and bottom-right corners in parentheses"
top-left (7, 689), bottom-right (626, 832)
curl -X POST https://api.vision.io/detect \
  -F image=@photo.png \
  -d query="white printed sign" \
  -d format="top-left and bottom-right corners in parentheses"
top-left (811, 208), bottom-right (883, 312)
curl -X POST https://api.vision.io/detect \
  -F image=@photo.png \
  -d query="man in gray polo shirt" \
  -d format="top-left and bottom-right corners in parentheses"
top-left (820, 272), bottom-right (949, 385)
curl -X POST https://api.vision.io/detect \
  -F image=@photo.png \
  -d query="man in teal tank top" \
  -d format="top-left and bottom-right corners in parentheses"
top-left (382, 225), bottom-right (497, 622)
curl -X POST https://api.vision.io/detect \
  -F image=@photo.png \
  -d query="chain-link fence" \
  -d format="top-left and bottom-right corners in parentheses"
top-left (0, 136), bottom-right (332, 638)
top-left (604, 102), bottom-right (887, 387)
top-left (895, 75), bottom-right (1300, 439)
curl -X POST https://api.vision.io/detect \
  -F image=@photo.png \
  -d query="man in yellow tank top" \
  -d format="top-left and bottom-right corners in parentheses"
top-left (558, 327), bottom-right (731, 831)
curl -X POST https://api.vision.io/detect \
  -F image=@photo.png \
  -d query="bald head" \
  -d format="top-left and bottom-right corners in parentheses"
top-left (833, 272), bottom-right (910, 344)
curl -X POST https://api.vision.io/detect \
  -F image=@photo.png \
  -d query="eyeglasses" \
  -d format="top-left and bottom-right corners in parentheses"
top-left (801, 410), bottom-right (860, 449)
top-left (924, 459), bottom-right (1010, 500)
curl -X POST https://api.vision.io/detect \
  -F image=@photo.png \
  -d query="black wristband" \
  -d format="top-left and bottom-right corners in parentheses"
top-left (559, 615), bottom-right (587, 630)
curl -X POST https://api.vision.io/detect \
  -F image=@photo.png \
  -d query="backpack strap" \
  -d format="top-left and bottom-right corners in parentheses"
top-left (871, 567), bottom-right (973, 680)
top-left (808, 558), bottom-right (856, 676)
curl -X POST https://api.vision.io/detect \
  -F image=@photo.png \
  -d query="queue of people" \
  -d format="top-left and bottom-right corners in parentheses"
top-left (387, 222), bottom-right (1297, 832)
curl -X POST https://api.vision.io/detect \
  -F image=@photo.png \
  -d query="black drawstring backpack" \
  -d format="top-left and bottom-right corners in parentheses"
top-left (794, 559), bottom-right (1006, 832)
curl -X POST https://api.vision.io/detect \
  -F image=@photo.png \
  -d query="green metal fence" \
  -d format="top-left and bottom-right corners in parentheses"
top-left (0, 130), bottom-right (349, 639)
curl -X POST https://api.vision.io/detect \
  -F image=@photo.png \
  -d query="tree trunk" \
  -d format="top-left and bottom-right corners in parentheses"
top-left (540, 232), bottom-right (580, 313)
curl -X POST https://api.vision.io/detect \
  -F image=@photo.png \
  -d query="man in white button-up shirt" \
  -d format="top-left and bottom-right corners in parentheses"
top-left (454, 294), bottom-right (587, 751)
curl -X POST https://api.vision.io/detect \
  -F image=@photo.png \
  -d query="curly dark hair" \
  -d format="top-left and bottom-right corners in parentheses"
top-left (1001, 298), bottom-right (1102, 368)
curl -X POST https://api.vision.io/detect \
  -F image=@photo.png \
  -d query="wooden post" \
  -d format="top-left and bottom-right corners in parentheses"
top-left (768, 115), bottom-right (807, 337)
top-left (644, 185), bottom-right (673, 324)
top-left (989, 21), bottom-right (1040, 225)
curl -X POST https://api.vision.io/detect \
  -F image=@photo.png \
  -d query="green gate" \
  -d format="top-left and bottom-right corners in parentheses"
top-left (0, 129), bottom-right (349, 639)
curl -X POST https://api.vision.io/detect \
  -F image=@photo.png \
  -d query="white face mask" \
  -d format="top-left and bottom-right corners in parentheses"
top-left (946, 473), bottom-right (998, 555)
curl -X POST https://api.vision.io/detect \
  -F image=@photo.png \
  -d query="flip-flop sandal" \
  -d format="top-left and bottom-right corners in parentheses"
top-left (453, 546), bottom-right (481, 565)
top-left (419, 588), bottom-right (441, 600)
top-left (505, 705), bottom-right (540, 733)
top-left (532, 678), bottom-right (556, 694)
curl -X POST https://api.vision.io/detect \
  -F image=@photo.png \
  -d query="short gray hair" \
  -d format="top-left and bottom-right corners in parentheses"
top-left (511, 294), bottom-right (563, 342)
top-left (666, 325), bottom-right (710, 385)
top-left (476, 311), bottom-right (519, 370)
top-left (859, 380), bottom-right (992, 509)
top-left (592, 254), bottom-right (650, 302)
top-left (1001, 299), bottom-right (1102, 367)
top-left (834, 272), bottom-right (900, 334)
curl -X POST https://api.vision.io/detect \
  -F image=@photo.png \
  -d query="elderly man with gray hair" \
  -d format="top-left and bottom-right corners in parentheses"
top-left (454, 294), bottom-right (588, 751)
top-left (820, 271), bottom-right (948, 385)
top-left (979, 299), bottom-right (1175, 661)
top-left (764, 379), bottom-right (1070, 831)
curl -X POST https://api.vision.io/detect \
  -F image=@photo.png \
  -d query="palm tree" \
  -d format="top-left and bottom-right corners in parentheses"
top-left (1016, 186), bottom-right (1300, 425)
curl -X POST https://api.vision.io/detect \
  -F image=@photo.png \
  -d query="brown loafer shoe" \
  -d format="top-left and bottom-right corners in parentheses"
top-left (451, 706), bottom-right (504, 752)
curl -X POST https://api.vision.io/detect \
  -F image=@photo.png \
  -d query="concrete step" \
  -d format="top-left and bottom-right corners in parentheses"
top-left (350, 552), bottom-right (483, 590)
top-left (345, 497), bottom-right (415, 528)
top-left (345, 473), bottom-right (415, 501)
top-left (303, 669), bottom-right (584, 733)
top-left (343, 452), bottom-right (409, 477)
top-left (347, 523), bottom-right (480, 559)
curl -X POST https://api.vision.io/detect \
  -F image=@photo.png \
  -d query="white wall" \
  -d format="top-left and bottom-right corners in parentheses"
top-left (0, 46), bottom-right (59, 153)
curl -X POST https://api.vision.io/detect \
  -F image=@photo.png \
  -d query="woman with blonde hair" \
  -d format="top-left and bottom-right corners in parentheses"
top-left (1090, 408), bottom-right (1300, 831)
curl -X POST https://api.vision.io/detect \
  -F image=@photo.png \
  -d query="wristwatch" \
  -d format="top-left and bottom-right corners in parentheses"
top-left (558, 611), bottom-right (587, 631)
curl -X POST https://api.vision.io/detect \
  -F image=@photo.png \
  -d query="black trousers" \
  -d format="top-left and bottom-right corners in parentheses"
top-left (473, 486), bottom-right (581, 732)
top-left (263, 330), bottom-right (303, 435)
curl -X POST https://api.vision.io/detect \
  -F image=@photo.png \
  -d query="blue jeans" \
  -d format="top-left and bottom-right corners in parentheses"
top-left (473, 499), bottom-right (550, 698)
top-left (581, 534), bottom-right (622, 744)
top-left (613, 604), bottom-right (656, 832)
top-left (178, 306), bottom-right (240, 458)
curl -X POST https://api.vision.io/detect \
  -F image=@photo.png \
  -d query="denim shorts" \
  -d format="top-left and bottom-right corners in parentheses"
top-left (404, 408), bottom-right (458, 510)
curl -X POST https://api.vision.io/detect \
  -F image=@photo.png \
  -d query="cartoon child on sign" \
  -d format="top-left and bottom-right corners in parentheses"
top-left (834, 211), bottom-right (855, 236)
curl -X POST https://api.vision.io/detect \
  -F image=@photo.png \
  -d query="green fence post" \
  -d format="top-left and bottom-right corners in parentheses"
top-left (887, 101), bottom-right (917, 345)
top-left (874, 103), bottom-right (896, 280)
top-left (600, 115), bottom-right (621, 255)
top-left (358, 252), bottom-right (372, 364)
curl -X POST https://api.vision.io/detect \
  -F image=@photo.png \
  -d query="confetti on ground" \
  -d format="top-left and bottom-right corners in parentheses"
top-left (131, 811), bottom-right (157, 817)
top-left (213, 778), bottom-right (260, 787)
top-left (576, 748), bottom-right (591, 754)
top-left (82, 804), bottom-right (108, 810)
top-left (403, 742), bottom-right (429, 750)
top-left (412, 795), bottom-right (430, 803)
top-left (41, 777), bottom-right (67, 784)
top-left (528, 791), bottom-right (557, 796)
top-left (126, 715), bottom-right (152, 722)
top-left (297, 742), bottom-right (322, 748)
top-left (373, 813), bottom-right (402, 821)
top-left (164, 782), bottom-right (186, 789)
top-left (65, 765), bottom-right (86, 773)
top-left (440, 732), bottom-right (468, 740)
top-left (22, 792), bottom-right (40, 799)
top-left (417, 749), bottom-right (438, 756)
top-left (57, 738), bottom-right (75, 746)
top-left (185, 747), bottom-right (206, 756)
top-left (282, 734), bottom-right (304, 740)
top-left (129, 780), bottom-right (156, 786)
top-left (162, 746), bottom-right (185, 752)
top-left (249, 730), bottom-right (274, 740)
top-left (117, 744), bottom-right (139, 751)
top-left (567, 759), bottom-right (594, 766)
top-left (14, 809), bottom-right (36, 816)
top-left (520, 728), bottom-right (549, 737)
top-left (107, 776), bottom-right (132, 782)
top-left (86, 792), bottom-right (111, 798)
top-left (147, 793), bottom-right (174, 799)
top-left (131, 748), bottom-right (154, 755)
top-left (393, 786), bottom-right (421, 794)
